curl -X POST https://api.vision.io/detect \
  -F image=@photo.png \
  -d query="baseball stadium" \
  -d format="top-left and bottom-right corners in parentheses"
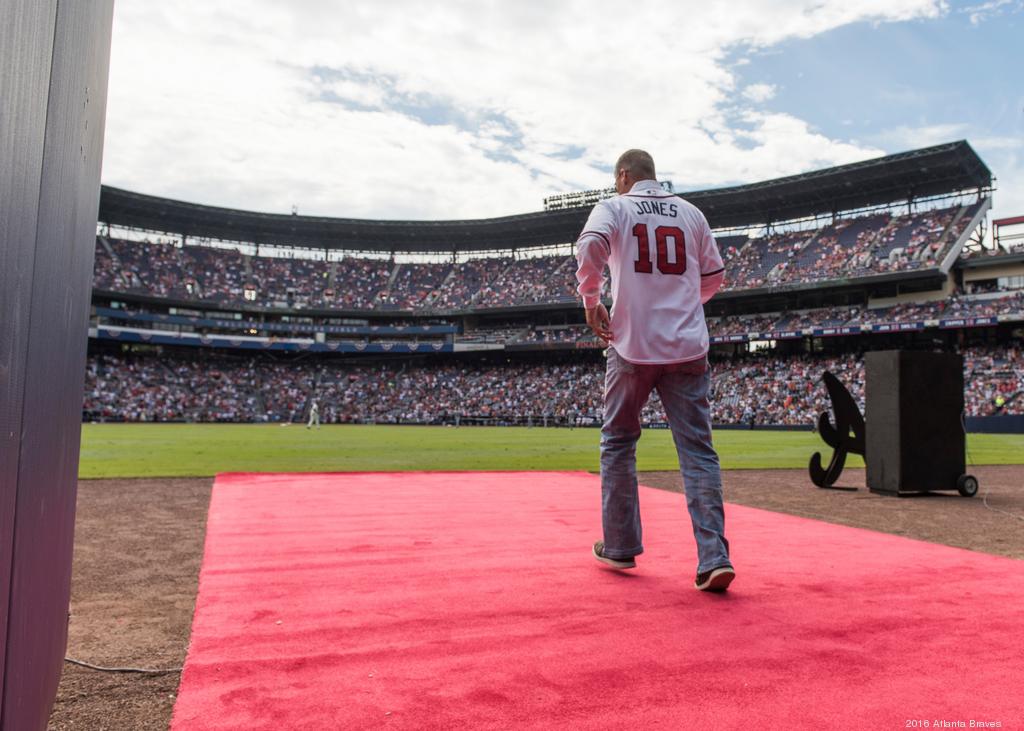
top-left (4, 4), bottom-right (1024, 731)
top-left (55, 142), bottom-right (1024, 729)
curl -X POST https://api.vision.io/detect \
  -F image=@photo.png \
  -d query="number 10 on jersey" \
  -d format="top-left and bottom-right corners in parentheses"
top-left (632, 224), bottom-right (687, 275)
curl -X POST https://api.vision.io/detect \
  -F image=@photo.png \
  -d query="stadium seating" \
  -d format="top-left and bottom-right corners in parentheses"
top-left (473, 255), bottom-right (576, 308)
top-left (92, 202), bottom-right (978, 310)
top-left (92, 238), bottom-right (121, 290)
top-left (82, 344), bottom-right (1023, 426)
top-left (965, 344), bottom-right (1024, 416)
top-left (84, 146), bottom-right (1016, 437)
top-left (414, 291), bottom-right (1024, 347)
top-left (717, 203), bottom-right (974, 291)
top-left (377, 262), bottom-right (452, 309)
top-left (330, 257), bottom-right (392, 309)
top-left (182, 245), bottom-right (248, 302)
top-left (431, 257), bottom-right (511, 309)
top-left (86, 193), bottom-right (1020, 429)
top-left (249, 254), bottom-right (331, 307)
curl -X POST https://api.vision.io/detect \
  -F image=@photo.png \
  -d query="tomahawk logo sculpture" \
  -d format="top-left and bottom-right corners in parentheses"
top-left (809, 371), bottom-right (866, 490)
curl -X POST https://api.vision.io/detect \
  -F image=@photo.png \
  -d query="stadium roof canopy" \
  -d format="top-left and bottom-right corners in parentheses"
top-left (99, 141), bottom-right (992, 254)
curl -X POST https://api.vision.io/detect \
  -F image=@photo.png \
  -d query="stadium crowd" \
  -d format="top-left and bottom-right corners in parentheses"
top-left (707, 291), bottom-right (1024, 337)
top-left (450, 291), bottom-right (1024, 346)
top-left (964, 345), bottom-right (1024, 416)
top-left (83, 344), bottom-right (1023, 426)
top-left (92, 201), bottom-right (979, 310)
top-left (710, 353), bottom-right (865, 426)
top-left (432, 258), bottom-right (511, 309)
top-left (333, 257), bottom-right (392, 309)
top-left (377, 262), bottom-right (452, 309)
top-left (473, 255), bottom-right (578, 307)
top-left (720, 203), bottom-right (976, 291)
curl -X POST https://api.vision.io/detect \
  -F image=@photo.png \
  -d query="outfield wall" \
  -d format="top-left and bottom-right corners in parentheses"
top-left (965, 415), bottom-right (1024, 434)
top-left (77, 416), bottom-right (1023, 433)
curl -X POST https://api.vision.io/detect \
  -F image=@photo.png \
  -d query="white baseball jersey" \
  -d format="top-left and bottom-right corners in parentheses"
top-left (575, 179), bottom-right (725, 364)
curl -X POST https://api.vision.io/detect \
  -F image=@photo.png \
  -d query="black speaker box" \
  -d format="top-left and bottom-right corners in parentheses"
top-left (865, 350), bottom-right (965, 495)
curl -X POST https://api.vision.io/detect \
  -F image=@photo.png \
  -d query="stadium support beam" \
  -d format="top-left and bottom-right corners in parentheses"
top-left (0, 2), bottom-right (113, 729)
top-left (994, 215), bottom-right (1024, 251)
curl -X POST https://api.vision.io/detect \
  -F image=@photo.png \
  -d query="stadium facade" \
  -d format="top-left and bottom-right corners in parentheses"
top-left (85, 141), bottom-right (1024, 430)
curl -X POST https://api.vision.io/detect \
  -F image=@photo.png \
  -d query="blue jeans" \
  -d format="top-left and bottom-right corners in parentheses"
top-left (599, 348), bottom-right (730, 574)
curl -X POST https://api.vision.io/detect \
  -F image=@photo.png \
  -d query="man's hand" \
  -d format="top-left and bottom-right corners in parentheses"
top-left (585, 303), bottom-right (613, 343)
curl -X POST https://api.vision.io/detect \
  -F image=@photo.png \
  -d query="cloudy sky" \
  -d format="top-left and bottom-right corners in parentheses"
top-left (102, 0), bottom-right (1023, 224)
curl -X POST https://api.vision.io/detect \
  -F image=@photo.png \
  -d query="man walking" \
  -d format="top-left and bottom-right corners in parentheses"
top-left (307, 399), bottom-right (320, 429)
top-left (575, 149), bottom-right (733, 592)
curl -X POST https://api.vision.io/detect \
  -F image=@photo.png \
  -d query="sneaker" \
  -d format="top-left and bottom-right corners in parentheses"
top-left (695, 565), bottom-right (735, 592)
top-left (592, 541), bottom-right (636, 569)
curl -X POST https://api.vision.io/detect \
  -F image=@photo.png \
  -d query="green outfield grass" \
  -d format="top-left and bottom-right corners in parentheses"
top-left (78, 423), bottom-right (1024, 479)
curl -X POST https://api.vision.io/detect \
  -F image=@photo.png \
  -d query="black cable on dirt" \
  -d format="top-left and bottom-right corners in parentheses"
top-left (64, 656), bottom-right (182, 675)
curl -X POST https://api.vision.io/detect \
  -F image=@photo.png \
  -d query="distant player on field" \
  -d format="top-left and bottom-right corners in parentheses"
top-left (307, 399), bottom-right (320, 429)
top-left (575, 149), bottom-right (734, 592)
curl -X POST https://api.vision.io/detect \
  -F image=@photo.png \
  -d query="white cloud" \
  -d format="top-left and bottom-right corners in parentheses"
top-left (974, 136), bottom-right (1024, 152)
top-left (991, 151), bottom-right (1024, 225)
top-left (961, 0), bottom-right (1023, 24)
top-left (742, 84), bottom-right (777, 103)
top-left (866, 123), bottom-right (1022, 227)
top-left (875, 123), bottom-right (970, 149)
top-left (102, 0), bottom-right (950, 220)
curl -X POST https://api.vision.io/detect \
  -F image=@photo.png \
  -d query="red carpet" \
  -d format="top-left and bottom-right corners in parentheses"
top-left (172, 472), bottom-right (1023, 730)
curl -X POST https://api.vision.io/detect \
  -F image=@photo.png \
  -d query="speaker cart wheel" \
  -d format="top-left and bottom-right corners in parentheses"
top-left (957, 474), bottom-right (979, 498)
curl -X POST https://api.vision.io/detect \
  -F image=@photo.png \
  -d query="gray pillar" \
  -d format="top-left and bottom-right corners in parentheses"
top-left (0, 1), bottom-right (113, 729)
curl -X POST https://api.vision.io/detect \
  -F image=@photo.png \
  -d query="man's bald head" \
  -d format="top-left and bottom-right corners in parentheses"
top-left (615, 149), bottom-right (656, 181)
